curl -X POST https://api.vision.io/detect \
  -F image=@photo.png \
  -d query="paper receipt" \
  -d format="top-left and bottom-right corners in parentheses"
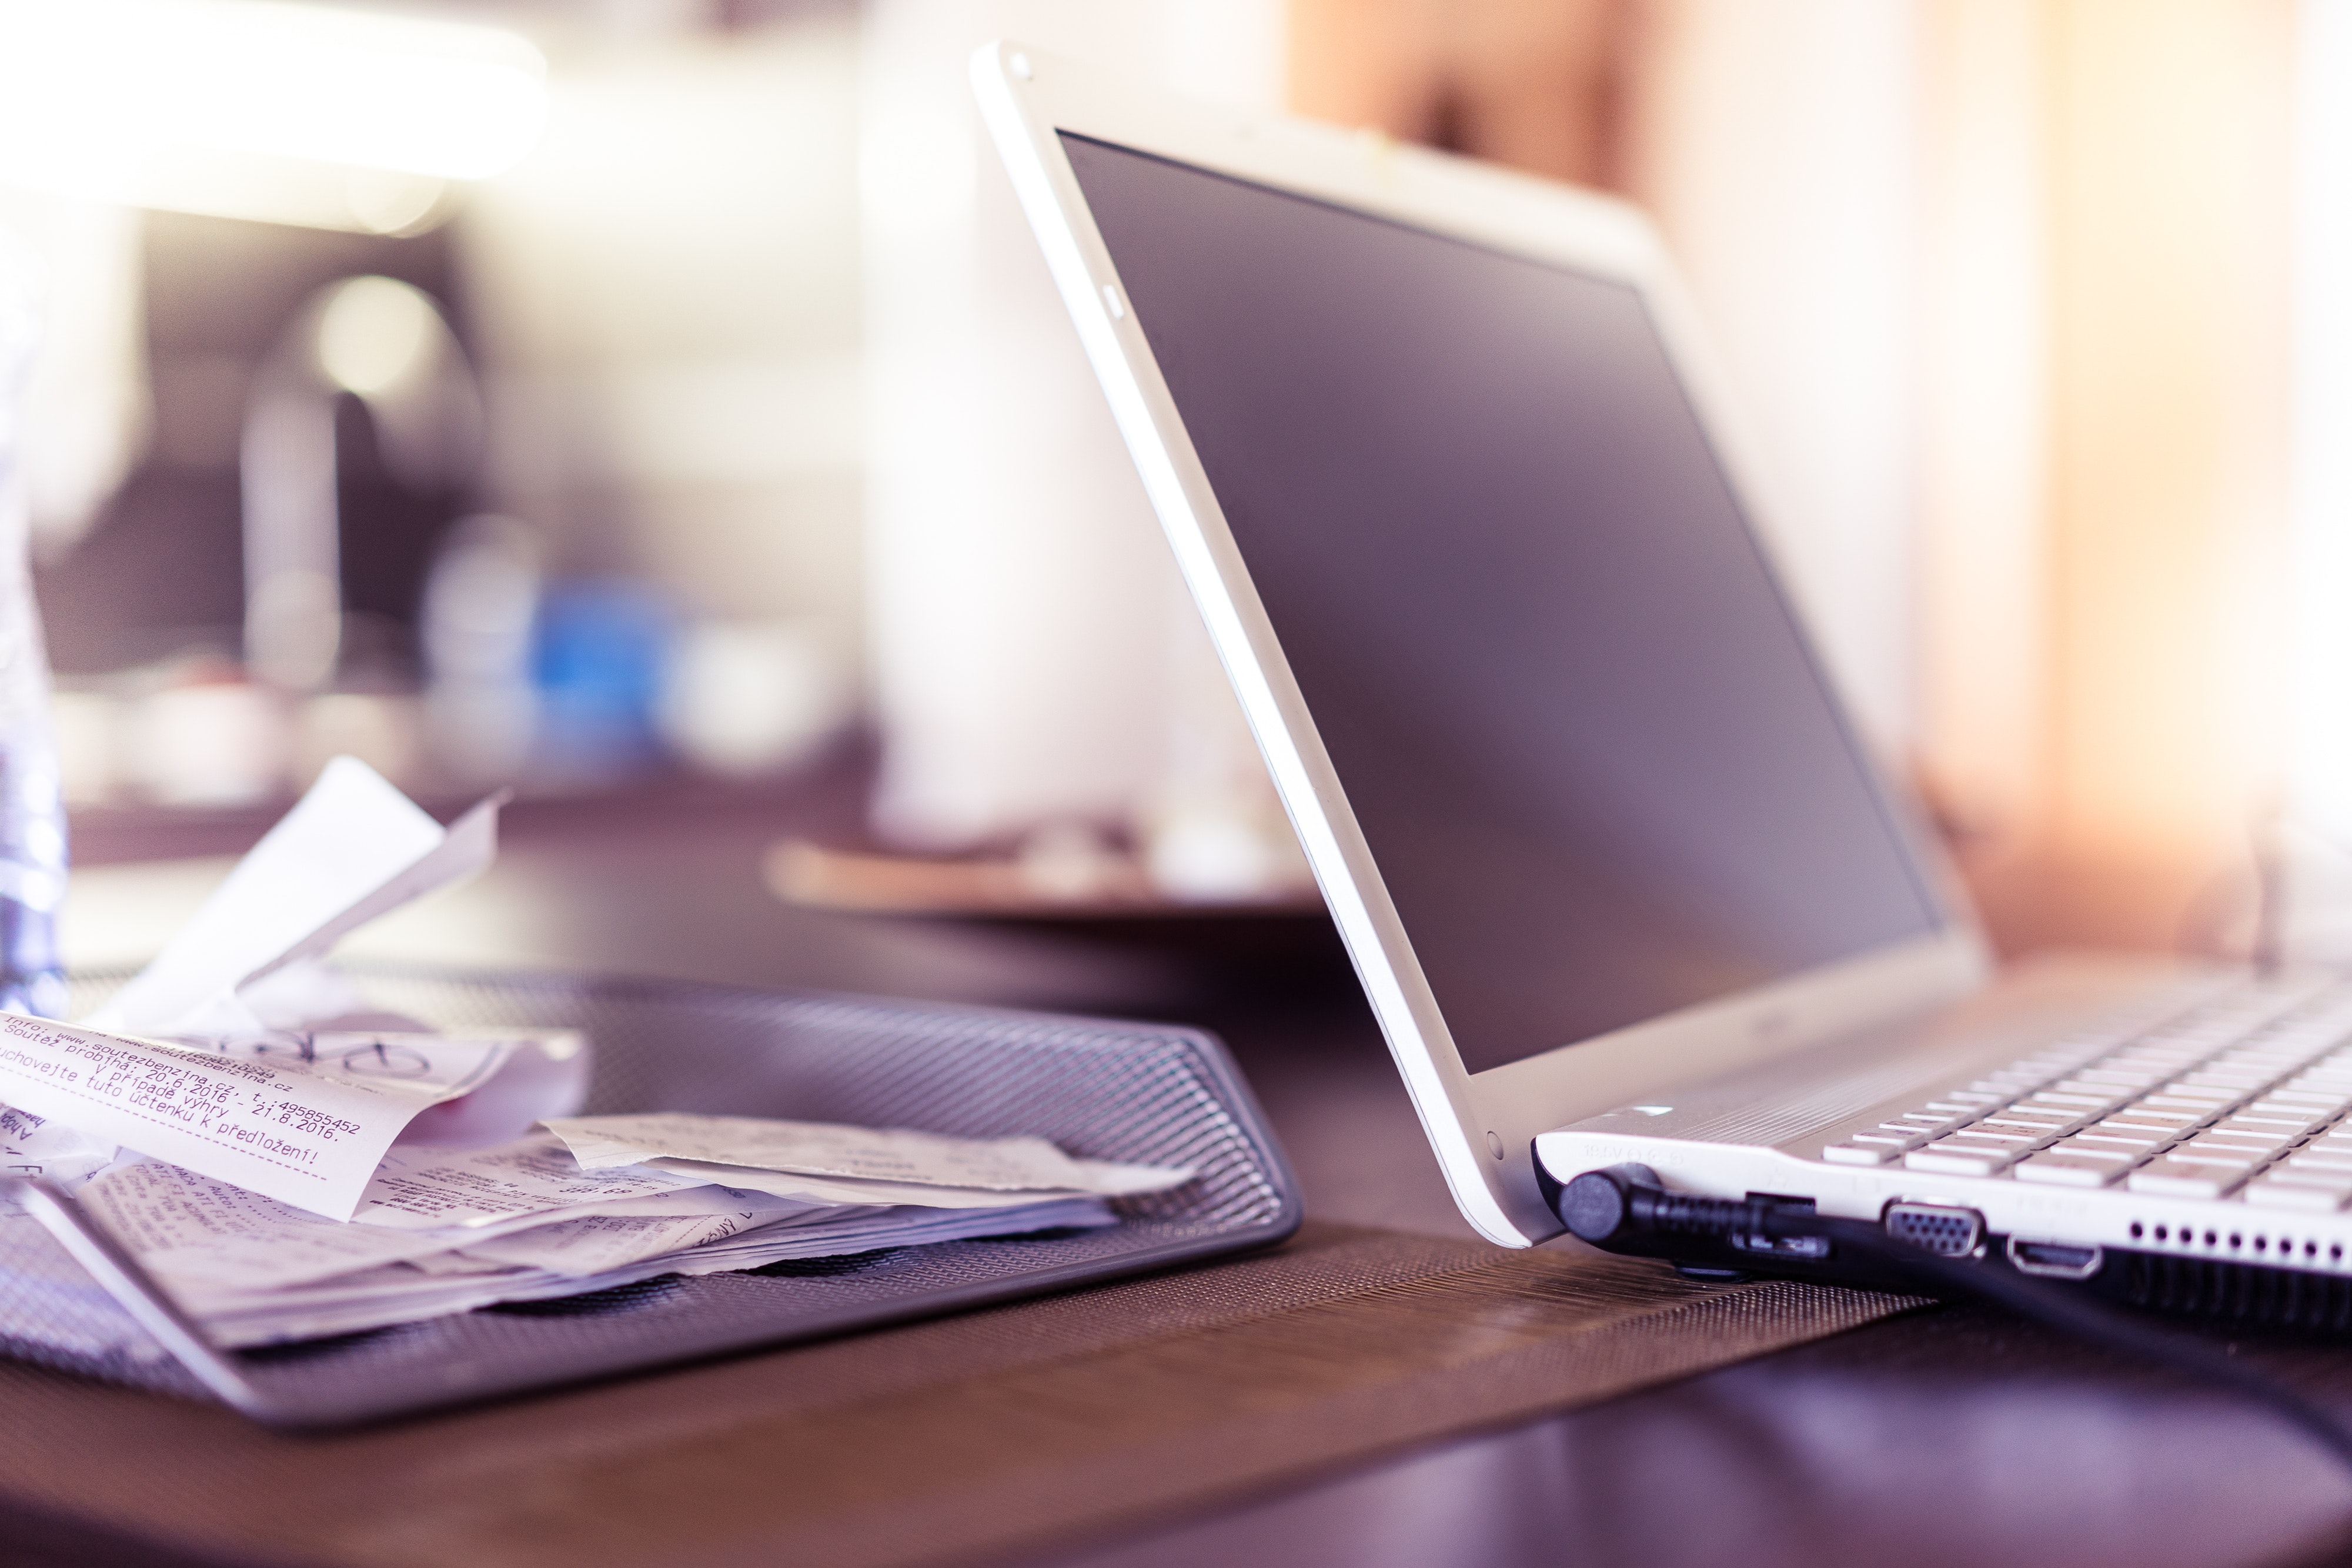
top-left (0, 1018), bottom-right (516, 1219)
top-left (542, 1113), bottom-right (1193, 1196)
top-left (353, 1134), bottom-right (713, 1231)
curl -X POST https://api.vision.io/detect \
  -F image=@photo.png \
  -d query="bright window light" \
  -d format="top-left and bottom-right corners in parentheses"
top-left (2291, 0), bottom-right (2352, 839)
top-left (0, 0), bottom-right (546, 233)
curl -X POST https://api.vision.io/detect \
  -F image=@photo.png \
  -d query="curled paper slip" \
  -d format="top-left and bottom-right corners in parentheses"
top-left (542, 1112), bottom-right (1194, 1198)
top-left (85, 757), bottom-right (503, 1041)
top-left (0, 1018), bottom-right (571, 1219)
top-left (0, 1105), bottom-right (115, 1189)
top-left (391, 1031), bottom-right (591, 1151)
top-left (353, 1132), bottom-right (711, 1231)
top-left (0, 757), bottom-right (557, 1204)
top-left (632, 1158), bottom-right (1128, 1209)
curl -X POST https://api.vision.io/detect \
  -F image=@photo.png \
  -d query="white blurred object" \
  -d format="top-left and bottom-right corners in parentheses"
top-left (1015, 821), bottom-right (1123, 902)
top-left (297, 692), bottom-right (423, 793)
top-left (1142, 803), bottom-right (1295, 904)
top-left (0, 0), bottom-right (546, 234)
top-left (861, 0), bottom-right (1285, 852)
top-left (1623, 0), bottom-right (1919, 749)
top-left (2293, 0), bottom-right (2352, 842)
top-left (1138, 773), bottom-right (1315, 906)
top-left (123, 681), bottom-right (290, 807)
top-left (0, 233), bottom-right (75, 1018)
top-left (1134, 607), bottom-right (1313, 904)
top-left (49, 691), bottom-right (121, 807)
top-left (421, 513), bottom-right (542, 789)
top-left (458, 21), bottom-right (863, 696)
top-left (422, 514), bottom-right (540, 684)
top-left (0, 196), bottom-right (145, 556)
top-left (657, 618), bottom-right (846, 778)
top-left (243, 275), bottom-right (481, 693)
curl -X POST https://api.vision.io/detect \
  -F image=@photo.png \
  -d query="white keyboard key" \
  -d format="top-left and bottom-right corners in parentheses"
top-left (1822, 1144), bottom-right (1897, 1166)
top-left (2175, 1139), bottom-right (2269, 1161)
top-left (2093, 1122), bottom-right (2181, 1139)
top-left (2128, 1160), bottom-right (2249, 1198)
top-left (2015, 1154), bottom-right (2123, 1187)
top-left (2052, 1135), bottom-right (2136, 1155)
top-left (2201, 1128), bottom-right (2296, 1152)
top-left (2057, 1144), bottom-right (2142, 1165)
top-left (2246, 1179), bottom-right (2352, 1213)
top-left (1906, 1146), bottom-right (2009, 1176)
top-left (2266, 1166), bottom-right (2352, 1189)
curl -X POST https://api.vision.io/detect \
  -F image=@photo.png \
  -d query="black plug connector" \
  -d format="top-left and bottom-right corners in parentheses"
top-left (1558, 1162), bottom-right (1821, 1252)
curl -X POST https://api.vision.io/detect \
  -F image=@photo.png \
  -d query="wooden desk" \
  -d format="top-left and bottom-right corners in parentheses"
top-left (41, 793), bottom-right (2352, 1568)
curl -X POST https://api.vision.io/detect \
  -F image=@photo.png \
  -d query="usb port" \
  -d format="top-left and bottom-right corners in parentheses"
top-left (1883, 1202), bottom-right (1984, 1257)
top-left (2007, 1237), bottom-right (2103, 1279)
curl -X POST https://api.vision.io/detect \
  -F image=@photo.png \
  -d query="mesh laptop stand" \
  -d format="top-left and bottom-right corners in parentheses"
top-left (0, 967), bottom-right (1301, 1427)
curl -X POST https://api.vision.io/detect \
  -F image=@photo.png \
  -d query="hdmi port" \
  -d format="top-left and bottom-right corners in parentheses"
top-left (2007, 1237), bottom-right (2103, 1280)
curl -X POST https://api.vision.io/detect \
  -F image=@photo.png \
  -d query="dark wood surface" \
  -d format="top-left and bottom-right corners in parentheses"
top-left (45, 785), bottom-right (2352, 1568)
top-left (0, 1225), bottom-right (1919, 1568)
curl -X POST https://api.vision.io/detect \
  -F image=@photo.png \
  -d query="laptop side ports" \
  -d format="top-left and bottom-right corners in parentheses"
top-left (2007, 1236), bottom-right (2103, 1280)
top-left (1883, 1201), bottom-right (1985, 1258)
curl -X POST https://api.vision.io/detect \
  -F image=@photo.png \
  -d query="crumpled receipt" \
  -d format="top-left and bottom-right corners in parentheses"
top-left (85, 756), bottom-right (498, 1042)
top-left (76, 1147), bottom-right (816, 1293)
top-left (0, 757), bottom-right (589, 1219)
top-left (351, 1132), bottom-right (714, 1231)
top-left (0, 1019), bottom-right (580, 1220)
top-left (542, 1113), bottom-right (1193, 1209)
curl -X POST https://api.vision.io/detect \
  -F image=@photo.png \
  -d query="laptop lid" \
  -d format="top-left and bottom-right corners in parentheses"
top-left (973, 43), bottom-right (1990, 1245)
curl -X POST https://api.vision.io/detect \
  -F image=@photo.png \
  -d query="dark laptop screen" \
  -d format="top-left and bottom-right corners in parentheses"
top-left (1061, 133), bottom-right (1945, 1074)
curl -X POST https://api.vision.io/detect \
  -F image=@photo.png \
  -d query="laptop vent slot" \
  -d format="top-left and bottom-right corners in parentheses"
top-left (2117, 1252), bottom-right (2352, 1332)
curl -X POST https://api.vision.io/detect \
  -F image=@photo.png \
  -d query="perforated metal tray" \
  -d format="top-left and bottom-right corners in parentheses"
top-left (0, 967), bottom-right (1300, 1427)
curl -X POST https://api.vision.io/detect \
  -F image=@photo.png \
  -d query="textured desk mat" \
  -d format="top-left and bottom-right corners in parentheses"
top-left (0, 1221), bottom-right (1927, 1568)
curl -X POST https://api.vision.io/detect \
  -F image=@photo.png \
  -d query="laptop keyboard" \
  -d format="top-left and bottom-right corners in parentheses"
top-left (1818, 977), bottom-right (2352, 1212)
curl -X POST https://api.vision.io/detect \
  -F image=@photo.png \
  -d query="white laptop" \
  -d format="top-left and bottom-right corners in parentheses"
top-left (973, 42), bottom-right (2352, 1309)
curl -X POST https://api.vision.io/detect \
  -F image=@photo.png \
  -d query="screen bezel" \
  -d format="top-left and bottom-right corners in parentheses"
top-left (971, 43), bottom-right (1991, 1246)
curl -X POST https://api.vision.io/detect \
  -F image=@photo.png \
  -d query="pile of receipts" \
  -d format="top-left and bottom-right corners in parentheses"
top-left (0, 760), bottom-right (1191, 1352)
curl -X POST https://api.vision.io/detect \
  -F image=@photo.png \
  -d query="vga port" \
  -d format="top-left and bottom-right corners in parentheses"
top-left (1883, 1201), bottom-right (1984, 1258)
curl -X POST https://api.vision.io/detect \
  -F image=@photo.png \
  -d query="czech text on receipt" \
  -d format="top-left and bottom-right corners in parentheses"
top-left (0, 1017), bottom-right (527, 1219)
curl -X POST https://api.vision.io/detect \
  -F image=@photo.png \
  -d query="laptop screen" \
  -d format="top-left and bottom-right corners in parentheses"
top-left (1061, 133), bottom-right (1945, 1075)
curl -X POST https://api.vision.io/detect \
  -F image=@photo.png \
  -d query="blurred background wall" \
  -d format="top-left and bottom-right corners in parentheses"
top-left (1, 0), bottom-right (2344, 964)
